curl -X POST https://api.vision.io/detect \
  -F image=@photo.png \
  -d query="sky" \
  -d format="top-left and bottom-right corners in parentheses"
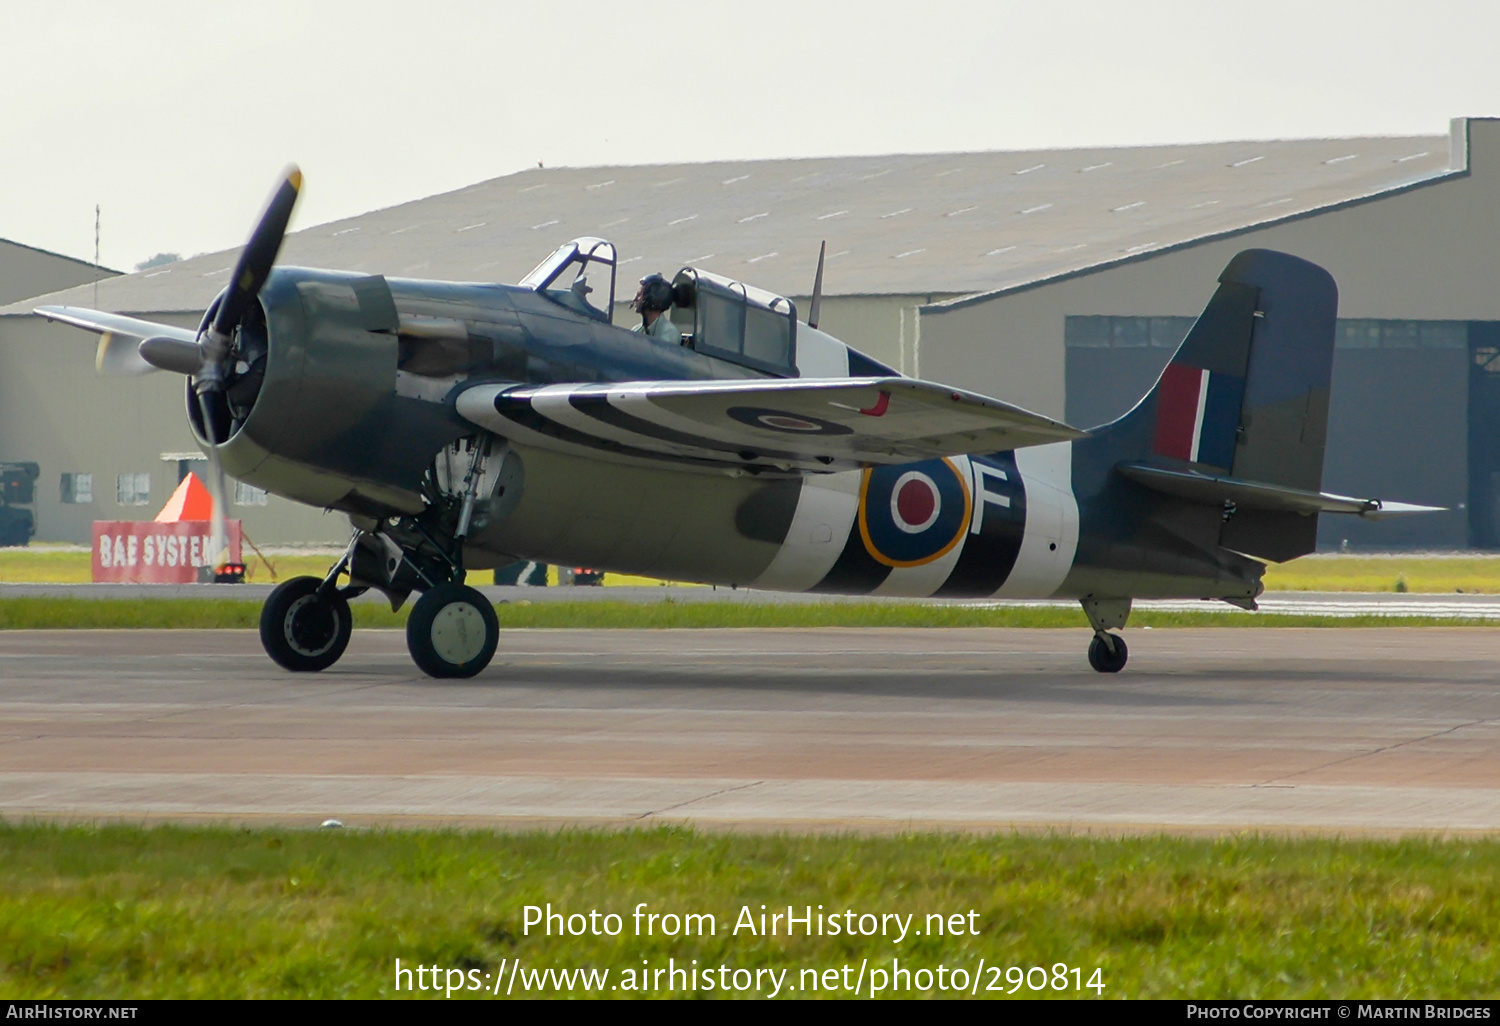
top-left (3, 0), bottom-right (1497, 271)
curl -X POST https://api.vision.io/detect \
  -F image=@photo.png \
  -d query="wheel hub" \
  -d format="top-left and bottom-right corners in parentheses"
top-left (430, 601), bottom-right (487, 665)
top-left (285, 594), bottom-right (338, 657)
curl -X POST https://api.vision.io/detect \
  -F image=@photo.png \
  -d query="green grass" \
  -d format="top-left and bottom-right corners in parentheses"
top-left (0, 823), bottom-right (1495, 999)
top-left (1262, 555), bottom-right (1500, 594)
top-left (12, 548), bottom-right (1500, 593)
top-left (0, 549), bottom-right (336, 585)
top-left (0, 548), bottom-right (704, 588)
top-left (0, 596), bottom-right (1491, 631)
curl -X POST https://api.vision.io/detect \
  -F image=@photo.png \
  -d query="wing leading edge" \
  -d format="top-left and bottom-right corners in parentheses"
top-left (454, 377), bottom-right (1083, 474)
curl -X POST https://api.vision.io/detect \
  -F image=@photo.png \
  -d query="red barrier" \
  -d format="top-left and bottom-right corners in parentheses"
top-left (92, 520), bottom-right (243, 583)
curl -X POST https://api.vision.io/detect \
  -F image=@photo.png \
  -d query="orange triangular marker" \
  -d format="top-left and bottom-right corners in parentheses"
top-left (154, 472), bottom-right (216, 522)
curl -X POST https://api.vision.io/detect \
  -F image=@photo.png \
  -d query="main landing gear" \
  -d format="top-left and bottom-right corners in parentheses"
top-left (258, 434), bottom-right (509, 678)
top-left (1081, 597), bottom-right (1131, 673)
top-left (256, 529), bottom-right (503, 679)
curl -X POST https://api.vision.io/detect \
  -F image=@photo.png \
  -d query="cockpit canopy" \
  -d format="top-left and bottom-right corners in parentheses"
top-left (670, 268), bottom-right (798, 376)
top-left (519, 241), bottom-right (798, 376)
top-left (519, 237), bottom-right (617, 322)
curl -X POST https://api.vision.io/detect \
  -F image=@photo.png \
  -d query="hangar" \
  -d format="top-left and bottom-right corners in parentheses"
top-left (0, 118), bottom-right (1493, 548)
top-left (0, 237), bottom-right (114, 308)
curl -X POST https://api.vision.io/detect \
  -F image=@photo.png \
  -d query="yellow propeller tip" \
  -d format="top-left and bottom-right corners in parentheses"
top-left (287, 168), bottom-right (303, 192)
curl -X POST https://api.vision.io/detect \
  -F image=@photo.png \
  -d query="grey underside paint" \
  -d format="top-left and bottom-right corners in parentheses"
top-left (466, 443), bottom-right (786, 585)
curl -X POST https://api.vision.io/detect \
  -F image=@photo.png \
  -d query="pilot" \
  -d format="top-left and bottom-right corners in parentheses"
top-left (631, 273), bottom-right (682, 345)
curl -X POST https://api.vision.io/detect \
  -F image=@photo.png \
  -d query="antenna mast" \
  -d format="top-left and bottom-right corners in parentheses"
top-left (808, 240), bottom-right (826, 330)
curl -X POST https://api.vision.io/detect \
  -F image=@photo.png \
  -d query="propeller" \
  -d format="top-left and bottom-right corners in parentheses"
top-left (189, 165), bottom-right (301, 422)
top-left (136, 165), bottom-right (303, 569)
top-left (95, 331), bottom-right (156, 375)
top-left (201, 421), bottom-right (231, 574)
top-left (36, 308), bottom-right (201, 376)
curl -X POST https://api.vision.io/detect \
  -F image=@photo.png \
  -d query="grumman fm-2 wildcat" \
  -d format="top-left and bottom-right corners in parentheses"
top-left (41, 168), bottom-right (1437, 678)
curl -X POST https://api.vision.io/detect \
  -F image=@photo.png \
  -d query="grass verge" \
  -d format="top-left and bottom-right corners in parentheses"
top-left (11, 549), bottom-right (1500, 593)
top-left (0, 822), bottom-right (1495, 999)
top-left (1261, 555), bottom-right (1500, 594)
top-left (0, 550), bottom-right (339, 585)
top-left (0, 597), bottom-right (1494, 630)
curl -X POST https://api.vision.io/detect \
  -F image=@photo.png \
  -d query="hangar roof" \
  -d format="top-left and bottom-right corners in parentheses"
top-left (0, 238), bottom-right (118, 308)
top-left (1, 131), bottom-right (1457, 317)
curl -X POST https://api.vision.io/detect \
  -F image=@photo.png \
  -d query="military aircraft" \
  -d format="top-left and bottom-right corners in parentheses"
top-left (39, 167), bottom-right (1439, 678)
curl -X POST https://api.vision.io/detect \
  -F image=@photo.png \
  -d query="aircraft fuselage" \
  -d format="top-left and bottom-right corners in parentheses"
top-left (204, 266), bottom-right (1261, 606)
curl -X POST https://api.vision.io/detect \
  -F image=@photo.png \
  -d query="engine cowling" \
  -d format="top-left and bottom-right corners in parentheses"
top-left (188, 267), bottom-right (471, 518)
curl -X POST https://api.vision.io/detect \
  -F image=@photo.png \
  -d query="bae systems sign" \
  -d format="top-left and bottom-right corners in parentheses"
top-left (91, 521), bottom-right (243, 583)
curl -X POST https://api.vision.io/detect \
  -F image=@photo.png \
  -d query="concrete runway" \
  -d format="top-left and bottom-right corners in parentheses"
top-left (1, 627), bottom-right (1498, 833)
top-left (10, 583), bottom-right (1500, 619)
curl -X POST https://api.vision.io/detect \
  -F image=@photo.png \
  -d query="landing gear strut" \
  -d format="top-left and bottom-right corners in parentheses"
top-left (397, 435), bottom-right (502, 678)
top-left (1081, 597), bottom-right (1131, 673)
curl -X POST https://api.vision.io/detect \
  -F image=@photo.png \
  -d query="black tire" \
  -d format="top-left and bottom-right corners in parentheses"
top-left (405, 582), bottom-right (499, 679)
top-left (259, 576), bottom-right (352, 672)
top-left (1087, 633), bottom-right (1128, 673)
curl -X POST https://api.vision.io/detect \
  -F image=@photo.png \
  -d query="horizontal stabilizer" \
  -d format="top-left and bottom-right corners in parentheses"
top-left (456, 377), bottom-right (1083, 474)
top-left (36, 305), bottom-right (198, 376)
top-left (1118, 462), bottom-right (1445, 519)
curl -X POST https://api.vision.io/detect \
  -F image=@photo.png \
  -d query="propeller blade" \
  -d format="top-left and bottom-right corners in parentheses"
top-left (203, 445), bottom-right (230, 572)
top-left (139, 336), bottom-right (205, 375)
top-left (36, 306), bottom-right (198, 376)
top-left (211, 165), bottom-right (302, 338)
top-left (95, 332), bottom-right (155, 376)
top-left (195, 390), bottom-right (228, 447)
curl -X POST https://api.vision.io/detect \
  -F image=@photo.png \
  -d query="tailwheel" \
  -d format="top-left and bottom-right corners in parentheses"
top-left (1087, 633), bottom-right (1128, 673)
top-left (260, 576), bottom-right (352, 672)
top-left (406, 582), bottom-right (499, 678)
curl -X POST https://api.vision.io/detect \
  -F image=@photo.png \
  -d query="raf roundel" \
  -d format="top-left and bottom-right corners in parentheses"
top-left (890, 470), bottom-right (941, 533)
top-left (725, 406), bottom-right (854, 435)
top-left (858, 458), bottom-right (972, 567)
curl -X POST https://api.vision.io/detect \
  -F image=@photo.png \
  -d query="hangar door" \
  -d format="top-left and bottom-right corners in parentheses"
top-left (1467, 323), bottom-right (1500, 549)
top-left (1066, 315), bottom-right (1471, 550)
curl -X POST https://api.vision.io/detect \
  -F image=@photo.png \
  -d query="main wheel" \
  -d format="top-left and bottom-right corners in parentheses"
top-left (1087, 633), bottom-right (1128, 673)
top-left (405, 582), bottom-right (499, 678)
top-left (260, 576), bottom-right (352, 672)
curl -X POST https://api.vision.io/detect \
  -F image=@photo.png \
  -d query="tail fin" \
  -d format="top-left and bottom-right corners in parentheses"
top-left (1140, 248), bottom-right (1337, 487)
top-left (1081, 249), bottom-right (1338, 560)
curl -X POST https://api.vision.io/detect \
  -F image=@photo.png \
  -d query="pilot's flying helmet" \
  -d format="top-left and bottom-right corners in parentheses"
top-left (634, 273), bottom-right (675, 313)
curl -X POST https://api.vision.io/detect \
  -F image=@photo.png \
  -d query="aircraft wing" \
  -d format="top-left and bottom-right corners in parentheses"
top-left (36, 305), bottom-right (198, 376)
top-left (454, 377), bottom-right (1083, 473)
